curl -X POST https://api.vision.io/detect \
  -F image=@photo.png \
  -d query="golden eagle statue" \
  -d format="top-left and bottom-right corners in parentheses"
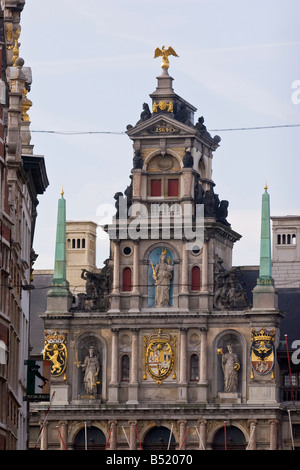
top-left (154, 46), bottom-right (179, 70)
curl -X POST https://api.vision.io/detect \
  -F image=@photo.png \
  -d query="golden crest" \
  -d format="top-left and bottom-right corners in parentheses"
top-left (250, 327), bottom-right (275, 376)
top-left (152, 101), bottom-right (173, 113)
top-left (144, 329), bottom-right (176, 384)
top-left (43, 330), bottom-right (67, 377)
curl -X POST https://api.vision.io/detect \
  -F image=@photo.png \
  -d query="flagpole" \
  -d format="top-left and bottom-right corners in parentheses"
top-left (105, 426), bottom-right (112, 450)
top-left (121, 426), bottom-right (131, 448)
top-left (179, 427), bottom-right (189, 450)
top-left (34, 390), bottom-right (56, 449)
top-left (167, 424), bottom-right (173, 450)
top-left (84, 421), bottom-right (87, 450)
top-left (246, 425), bottom-right (256, 450)
top-left (194, 426), bottom-right (205, 450)
top-left (287, 410), bottom-right (295, 450)
top-left (56, 425), bottom-right (67, 450)
top-left (284, 334), bottom-right (295, 402)
top-left (224, 421), bottom-right (227, 450)
top-left (135, 424), bottom-right (143, 450)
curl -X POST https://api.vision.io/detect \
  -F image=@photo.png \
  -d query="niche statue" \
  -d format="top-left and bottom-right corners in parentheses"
top-left (78, 346), bottom-right (100, 396)
top-left (219, 342), bottom-right (240, 392)
top-left (151, 249), bottom-right (173, 307)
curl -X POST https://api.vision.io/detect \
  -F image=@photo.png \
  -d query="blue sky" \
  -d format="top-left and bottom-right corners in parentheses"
top-left (19, 0), bottom-right (300, 269)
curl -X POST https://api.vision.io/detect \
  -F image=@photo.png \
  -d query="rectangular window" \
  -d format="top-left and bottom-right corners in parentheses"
top-left (191, 266), bottom-right (201, 291)
top-left (167, 179), bottom-right (179, 197)
top-left (122, 267), bottom-right (132, 291)
top-left (151, 179), bottom-right (161, 197)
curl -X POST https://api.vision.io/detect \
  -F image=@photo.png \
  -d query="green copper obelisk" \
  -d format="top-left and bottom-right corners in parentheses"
top-left (46, 189), bottom-right (73, 314)
top-left (52, 188), bottom-right (67, 286)
top-left (252, 183), bottom-right (278, 310)
top-left (257, 182), bottom-right (273, 285)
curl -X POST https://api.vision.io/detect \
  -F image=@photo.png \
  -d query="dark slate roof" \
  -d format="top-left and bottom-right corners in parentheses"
top-left (238, 266), bottom-right (300, 351)
top-left (30, 272), bottom-right (52, 356)
top-left (278, 290), bottom-right (300, 350)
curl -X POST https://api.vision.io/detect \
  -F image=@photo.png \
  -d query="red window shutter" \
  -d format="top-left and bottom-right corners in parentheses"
top-left (168, 179), bottom-right (179, 197)
top-left (151, 179), bottom-right (161, 196)
top-left (191, 266), bottom-right (201, 291)
top-left (122, 267), bottom-right (132, 291)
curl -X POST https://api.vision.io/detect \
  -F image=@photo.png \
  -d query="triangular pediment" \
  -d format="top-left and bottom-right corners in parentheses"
top-left (126, 113), bottom-right (197, 138)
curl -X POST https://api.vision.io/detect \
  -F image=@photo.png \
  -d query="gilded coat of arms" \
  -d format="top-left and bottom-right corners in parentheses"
top-left (143, 329), bottom-right (176, 384)
top-left (43, 330), bottom-right (67, 377)
top-left (250, 327), bottom-right (275, 376)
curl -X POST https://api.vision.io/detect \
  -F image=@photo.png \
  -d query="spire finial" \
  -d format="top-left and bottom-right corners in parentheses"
top-left (154, 46), bottom-right (179, 70)
top-left (61, 186), bottom-right (64, 196)
top-left (264, 180), bottom-right (268, 190)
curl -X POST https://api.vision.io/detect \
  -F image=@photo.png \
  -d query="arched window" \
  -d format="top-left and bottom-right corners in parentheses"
top-left (121, 355), bottom-right (130, 382)
top-left (212, 426), bottom-right (246, 450)
top-left (143, 426), bottom-right (176, 450)
top-left (190, 354), bottom-right (199, 381)
top-left (122, 267), bottom-right (132, 291)
top-left (191, 266), bottom-right (201, 291)
top-left (74, 426), bottom-right (106, 450)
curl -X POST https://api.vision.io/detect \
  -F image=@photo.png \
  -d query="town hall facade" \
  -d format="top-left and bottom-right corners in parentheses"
top-left (29, 49), bottom-right (294, 450)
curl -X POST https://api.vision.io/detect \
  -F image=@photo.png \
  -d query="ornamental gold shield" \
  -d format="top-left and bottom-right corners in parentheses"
top-left (144, 329), bottom-right (176, 384)
top-left (43, 330), bottom-right (67, 377)
top-left (250, 327), bottom-right (275, 376)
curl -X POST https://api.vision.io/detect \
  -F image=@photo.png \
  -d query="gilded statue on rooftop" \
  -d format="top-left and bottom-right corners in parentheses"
top-left (154, 46), bottom-right (178, 70)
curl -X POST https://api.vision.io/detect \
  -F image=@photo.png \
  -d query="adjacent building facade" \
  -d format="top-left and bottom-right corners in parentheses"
top-left (0, 0), bottom-right (48, 450)
top-left (29, 51), bottom-right (299, 450)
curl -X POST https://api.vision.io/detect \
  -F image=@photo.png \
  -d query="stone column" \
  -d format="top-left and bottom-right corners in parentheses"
top-left (130, 329), bottom-right (138, 384)
top-left (130, 241), bottom-right (140, 311)
top-left (127, 329), bottom-right (139, 404)
top-left (111, 240), bottom-right (120, 310)
top-left (247, 419), bottom-right (257, 450)
top-left (179, 240), bottom-right (189, 309)
top-left (129, 421), bottom-right (137, 450)
top-left (181, 241), bottom-right (188, 294)
top-left (269, 419), bottom-right (278, 450)
top-left (198, 419), bottom-right (207, 450)
top-left (111, 329), bottom-right (119, 384)
top-left (112, 241), bottom-right (120, 294)
top-left (208, 238), bottom-right (214, 293)
top-left (40, 421), bottom-right (48, 450)
top-left (108, 329), bottom-right (119, 404)
top-left (132, 169), bottom-right (142, 198)
top-left (179, 329), bottom-right (187, 383)
top-left (199, 328), bottom-right (207, 384)
top-left (132, 241), bottom-right (139, 294)
top-left (109, 421), bottom-right (118, 450)
top-left (58, 421), bottom-right (68, 450)
top-left (201, 240), bottom-right (208, 292)
top-left (178, 329), bottom-right (188, 403)
top-left (178, 420), bottom-right (187, 450)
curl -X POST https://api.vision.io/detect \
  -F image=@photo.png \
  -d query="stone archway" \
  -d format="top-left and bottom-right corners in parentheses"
top-left (143, 426), bottom-right (176, 450)
top-left (212, 425), bottom-right (246, 450)
top-left (74, 426), bottom-right (106, 450)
